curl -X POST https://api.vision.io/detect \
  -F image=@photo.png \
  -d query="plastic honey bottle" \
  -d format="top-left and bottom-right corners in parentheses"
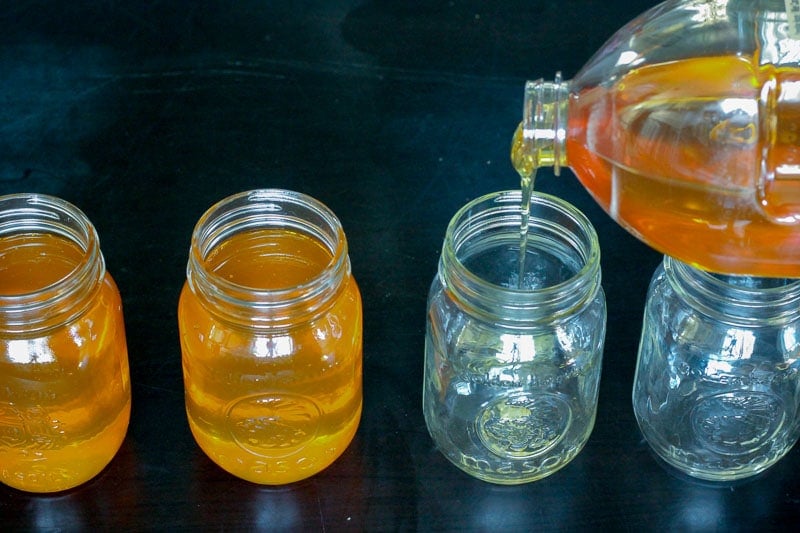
top-left (512, 0), bottom-right (800, 277)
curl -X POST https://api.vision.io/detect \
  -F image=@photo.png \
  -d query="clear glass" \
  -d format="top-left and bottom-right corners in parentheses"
top-left (178, 189), bottom-right (362, 485)
top-left (512, 0), bottom-right (800, 277)
top-left (0, 193), bottom-right (130, 493)
top-left (423, 190), bottom-right (606, 484)
top-left (632, 256), bottom-right (800, 481)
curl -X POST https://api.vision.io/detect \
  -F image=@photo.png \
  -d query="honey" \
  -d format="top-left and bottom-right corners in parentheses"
top-left (0, 196), bottom-right (130, 493)
top-left (179, 191), bottom-right (362, 484)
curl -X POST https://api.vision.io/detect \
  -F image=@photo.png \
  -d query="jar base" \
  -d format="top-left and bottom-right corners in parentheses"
top-left (0, 400), bottom-right (130, 493)
top-left (187, 404), bottom-right (361, 485)
top-left (436, 436), bottom-right (588, 485)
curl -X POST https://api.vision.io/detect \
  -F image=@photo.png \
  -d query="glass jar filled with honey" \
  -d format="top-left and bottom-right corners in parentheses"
top-left (0, 193), bottom-right (131, 493)
top-left (179, 189), bottom-right (362, 485)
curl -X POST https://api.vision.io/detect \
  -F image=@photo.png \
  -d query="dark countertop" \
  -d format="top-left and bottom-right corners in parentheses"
top-left (2, 1), bottom-right (799, 530)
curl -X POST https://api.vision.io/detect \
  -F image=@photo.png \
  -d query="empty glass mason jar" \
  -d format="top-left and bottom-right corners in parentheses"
top-left (423, 190), bottom-right (606, 484)
top-left (179, 189), bottom-right (362, 485)
top-left (0, 193), bottom-right (131, 493)
top-left (633, 256), bottom-right (800, 481)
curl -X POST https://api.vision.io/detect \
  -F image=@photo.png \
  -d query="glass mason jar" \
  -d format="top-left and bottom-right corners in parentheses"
top-left (179, 189), bottom-right (362, 485)
top-left (423, 190), bottom-right (606, 484)
top-left (633, 256), bottom-right (800, 481)
top-left (0, 193), bottom-right (131, 493)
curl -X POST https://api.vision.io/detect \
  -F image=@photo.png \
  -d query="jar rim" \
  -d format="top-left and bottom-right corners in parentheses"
top-left (0, 193), bottom-right (105, 332)
top-left (664, 256), bottom-right (800, 324)
top-left (440, 190), bottom-right (601, 324)
top-left (186, 189), bottom-right (351, 325)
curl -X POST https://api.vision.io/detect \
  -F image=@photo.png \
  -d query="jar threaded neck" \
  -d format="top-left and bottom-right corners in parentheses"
top-left (0, 193), bottom-right (105, 333)
top-left (186, 189), bottom-right (350, 327)
top-left (439, 190), bottom-right (601, 326)
top-left (664, 256), bottom-right (800, 325)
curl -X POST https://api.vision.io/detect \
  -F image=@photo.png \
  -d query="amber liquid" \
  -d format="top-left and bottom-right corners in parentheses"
top-left (513, 55), bottom-right (800, 277)
top-left (511, 123), bottom-right (539, 287)
top-left (179, 229), bottom-right (362, 485)
top-left (0, 233), bottom-right (131, 493)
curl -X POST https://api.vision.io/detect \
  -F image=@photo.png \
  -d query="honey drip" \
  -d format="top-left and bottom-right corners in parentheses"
top-left (511, 123), bottom-right (538, 288)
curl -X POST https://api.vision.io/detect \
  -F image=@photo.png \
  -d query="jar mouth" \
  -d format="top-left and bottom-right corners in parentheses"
top-left (440, 190), bottom-right (601, 324)
top-left (0, 193), bottom-right (104, 332)
top-left (187, 189), bottom-right (350, 325)
top-left (665, 256), bottom-right (800, 324)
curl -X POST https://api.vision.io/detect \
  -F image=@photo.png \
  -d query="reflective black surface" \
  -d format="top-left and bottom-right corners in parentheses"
top-left (2, 1), bottom-right (800, 530)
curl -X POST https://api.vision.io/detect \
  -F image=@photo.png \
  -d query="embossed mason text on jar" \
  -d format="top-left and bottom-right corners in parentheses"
top-left (633, 257), bottom-right (800, 481)
top-left (179, 189), bottom-right (362, 485)
top-left (0, 193), bottom-right (131, 493)
top-left (423, 190), bottom-right (606, 484)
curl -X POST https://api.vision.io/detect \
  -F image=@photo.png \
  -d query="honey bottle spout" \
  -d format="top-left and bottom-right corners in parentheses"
top-left (513, 73), bottom-right (569, 177)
